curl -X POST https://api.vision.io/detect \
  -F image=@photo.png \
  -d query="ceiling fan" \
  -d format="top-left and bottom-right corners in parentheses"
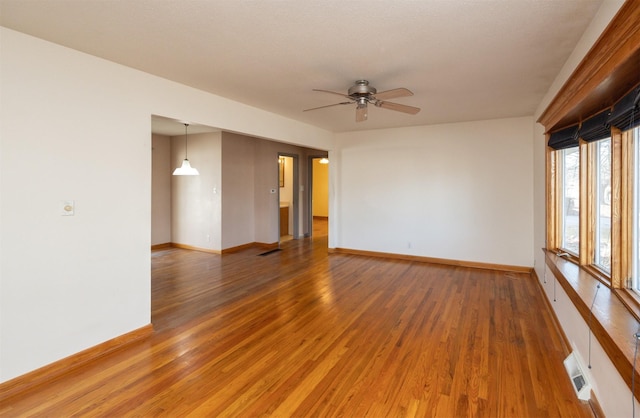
top-left (303, 80), bottom-right (421, 122)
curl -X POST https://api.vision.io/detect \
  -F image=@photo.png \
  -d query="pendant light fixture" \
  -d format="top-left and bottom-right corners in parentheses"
top-left (173, 123), bottom-right (199, 176)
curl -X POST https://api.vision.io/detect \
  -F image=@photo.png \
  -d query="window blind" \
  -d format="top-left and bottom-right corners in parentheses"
top-left (608, 86), bottom-right (640, 131)
top-left (548, 125), bottom-right (579, 150)
top-left (578, 109), bottom-right (611, 142)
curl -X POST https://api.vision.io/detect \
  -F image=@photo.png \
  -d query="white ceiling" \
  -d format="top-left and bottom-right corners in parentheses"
top-left (0, 0), bottom-right (604, 134)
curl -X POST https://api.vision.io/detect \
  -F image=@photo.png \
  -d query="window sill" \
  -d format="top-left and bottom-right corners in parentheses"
top-left (543, 249), bottom-right (640, 399)
top-left (616, 289), bottom-right (640, 323)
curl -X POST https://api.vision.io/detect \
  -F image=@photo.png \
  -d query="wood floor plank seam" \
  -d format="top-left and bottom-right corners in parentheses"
top-left (1, 221), bottom-right (593, 417)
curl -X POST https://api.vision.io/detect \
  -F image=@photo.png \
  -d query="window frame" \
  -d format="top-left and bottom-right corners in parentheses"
top-left (539, 0), bottom-right (640, 402)
top-left (592, 137), bottom-right (612, 273)
top-left (633, 127), bottom-right (640, 293)
top-left (547, 127), bottom-right (632, 288)
top-left (626, 127), bottom-right (639, 293)
top-left (557, 147), bottom-right (580, 256)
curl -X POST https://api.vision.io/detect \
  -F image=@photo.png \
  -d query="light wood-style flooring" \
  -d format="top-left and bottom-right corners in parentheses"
top-left (2, 221), bottom-right (592, 417)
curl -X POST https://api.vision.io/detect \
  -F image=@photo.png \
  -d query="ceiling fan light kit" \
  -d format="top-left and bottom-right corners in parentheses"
top-left (304, 80), bottom-right (420, 122)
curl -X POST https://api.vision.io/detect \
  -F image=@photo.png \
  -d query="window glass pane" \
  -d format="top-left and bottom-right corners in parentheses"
top-left (632, 127), bottom-right (640, 292)
top-left (594, 138), bottom-right (611, 272)
top-left (561, 147), bottom-right (579, 254)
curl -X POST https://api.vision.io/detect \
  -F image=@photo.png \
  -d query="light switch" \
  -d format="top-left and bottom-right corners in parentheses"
top-left (61, 200), bottom-right (74, 216)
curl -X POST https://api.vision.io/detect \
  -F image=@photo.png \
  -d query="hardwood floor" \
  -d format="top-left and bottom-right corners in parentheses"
top-left (1, 229), bottom-right (593, 417)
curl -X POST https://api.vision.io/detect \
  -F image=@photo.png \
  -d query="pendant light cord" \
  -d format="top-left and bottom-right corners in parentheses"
top-left (184, 123), bottom-right (189, 159)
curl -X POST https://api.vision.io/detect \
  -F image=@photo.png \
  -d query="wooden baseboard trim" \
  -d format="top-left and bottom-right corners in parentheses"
top-left (531, 269), bottom-right (572, 356)
top-left (0, 324), bottom-right (153, 402)
top-left (171, 243), bottom-right (221, 254)
top-left (328, 247), bottom-right (532, 273)
top-left (222, 242), bottom-right (256, 254)
top-left (153, 242), bottom-right (280, 255)
top-left (151, 242), bottom-right (172, 250)
top-left (533, 268), bottom-right (607, 413)
top-left (589, 390), bottom-right (605, 418)
top-left (219, 242), bottom-right (279, 254)
top-left (533, 268), bottom-right (605, 413)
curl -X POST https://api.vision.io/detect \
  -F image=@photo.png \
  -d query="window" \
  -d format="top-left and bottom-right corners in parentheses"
top-left (560, 147), bottom-right (580, 255)
top-left (538, 2), bottom-right (639, 399)
top-left (546, 85), bottom-right (639, 287)
top-left (593, 138), bottom-right (611, 272)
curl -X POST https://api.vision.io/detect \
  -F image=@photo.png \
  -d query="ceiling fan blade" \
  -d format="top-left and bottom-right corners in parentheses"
top-left (373, 88), bottom-right (413, 101)
top-left (303, 101), bottom-right (352, 112)
top-left (356, 105), bottom-right (368, 122)
top-left (377, 101), bottom-right (421, 115)
top-left (312, 89), bottom-right (352, 100)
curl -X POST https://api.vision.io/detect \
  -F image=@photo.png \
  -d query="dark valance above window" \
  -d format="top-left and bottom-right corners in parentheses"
top-left (608, 86), bottom-right (640, 131)
top-left (549, 84), bottom-right (639, 149)
top-left (548, 125), bottom-right (579, 150)
top-left (578, 109), bottom-right (611, 142)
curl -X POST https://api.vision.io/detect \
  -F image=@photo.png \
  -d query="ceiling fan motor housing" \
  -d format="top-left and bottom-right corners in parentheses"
top-left (348, 80), bottom-right (376, 97)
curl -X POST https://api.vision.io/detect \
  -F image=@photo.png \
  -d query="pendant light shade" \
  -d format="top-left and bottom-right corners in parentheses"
top-left (173, 123), bottom-right (199, 176)
top-left (173, 158), bottom-right (199, 175)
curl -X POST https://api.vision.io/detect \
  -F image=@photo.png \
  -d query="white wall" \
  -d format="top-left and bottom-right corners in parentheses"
top-left (171, 132), bottom-right (222, 251)
top-left (156, 131), bottom-right (318, 251)
top-left (0, 27), bottom-right (332, 382)
top-left (253, 139), bottom-right (315, 243)
top-left (531, 1), bottom-right (633, 416)
top-left (221, 133), bottom-right (256, 249)
top-left (151, 134), bottom-right (172, 245)
top-left (537, 263), bottom-right (637, 417)
top-left (333, 117), bottom-right (534, 267)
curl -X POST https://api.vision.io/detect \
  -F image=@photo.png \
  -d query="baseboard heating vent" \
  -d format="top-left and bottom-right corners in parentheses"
top-left (258, 248), bottom-right (282, 256)
top-left (563, 352), bottom-right (591, 401)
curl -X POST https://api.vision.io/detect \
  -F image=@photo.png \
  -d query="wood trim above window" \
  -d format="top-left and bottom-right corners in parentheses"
top-left (538, 1), bottom-right (640, 132)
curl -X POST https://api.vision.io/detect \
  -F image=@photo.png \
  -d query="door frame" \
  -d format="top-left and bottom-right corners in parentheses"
top-left (277, 153), bottom-right (299, 245)
top-left (307, 154), bottom-right (329, 238)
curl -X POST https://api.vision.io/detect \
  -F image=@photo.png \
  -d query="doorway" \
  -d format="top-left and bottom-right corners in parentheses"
top-left (309, 156), bottom-right (329, 238)
top-left (278, 154), bottom-right (298, 244)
